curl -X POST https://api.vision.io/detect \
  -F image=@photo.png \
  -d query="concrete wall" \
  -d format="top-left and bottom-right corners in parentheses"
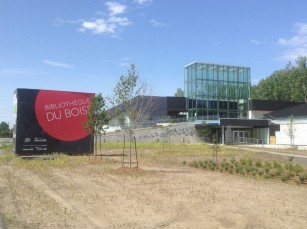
top-left (275, 123), bottom-right (307, 146)
top-left (0, 138), bottom-right (12, 145)
top-left (100, 123), bottom-right (203, 144)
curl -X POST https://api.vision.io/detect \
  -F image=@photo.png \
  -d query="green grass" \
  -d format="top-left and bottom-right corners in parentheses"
top-left (0, 151), bottom-right (89, 176)
top-left (0, 143), bottom-right (13, 152)
top-left (98, 142), bottom-right (257, 157)
top-left (4, 142), bottom-right (304, 185)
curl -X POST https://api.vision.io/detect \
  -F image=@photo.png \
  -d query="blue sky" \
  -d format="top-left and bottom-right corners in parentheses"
top-left (1, 0), bottom-right (307, 125)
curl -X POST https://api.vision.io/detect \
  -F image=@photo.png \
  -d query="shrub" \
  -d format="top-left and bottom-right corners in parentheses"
top-left (288, 171), bottom-right (295, 178)
top-left (269, 171), bottom-right (276, 178)
top-left (284, 162), bottom-right (294, 171)
top-left (230, 157), bottom-right (236, 164)
top-left (281, 173), bottom-right (291, 182)
top-left (189, 161), bottom-right (199, 168)
top-left (221, 159), bottom-right (227, 168)
top-left (280, 173), bottom-right (291, 182)
top-left (251, 170), bottom-right (258, 177)
top-left (299, 173), bottom-right (307, 184)
top-left (208, 164), bottom-right (215, 171)
top-left (264, 166), bottom-right (271, 174)
top-left (293, 164), bottom-right (303, 175)
top-left (264, 161), bottom-right (272, 169)
top-left (239, 158), bottom-right (246, 165)
top-left (281, 171), bottom-right (294, 182)
top-left (275, 168), bottom-right (284, 177)
top-left (258, 169), bottom-right (264, 176)
top-left (245, 166), bottom-right (252, 175)
top-left (255, 159), bottom-right (262, 167)
top-left (273, 161), bottom-right (282, 169)
top-left (239, 168), bottom-right (246, 176)
top-left (264, 173), bottom-right (272, 179)
top-left (246, 158), bottom-right (253, 166)
top-left (235, 165), bottom-right (242, 174)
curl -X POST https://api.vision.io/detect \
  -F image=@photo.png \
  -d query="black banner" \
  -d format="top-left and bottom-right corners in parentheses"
top-left (13, 88), bottom-right (94, 156)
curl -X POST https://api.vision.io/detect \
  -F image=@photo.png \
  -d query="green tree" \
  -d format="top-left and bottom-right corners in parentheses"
top-left (110, 64), bottom-right (155, 167)
top-left (83, 93), bottom-right (110, 156)
top-left (251, 56), bottom-right (307, 102)
top-left (0, 122), bottom-right (12, 138)
top-left (295, 56), bottom-right (307, 102)
top-left (196, 125), bottom-right (217, 143)
top-left (175, 88), bottom-right (184, 97)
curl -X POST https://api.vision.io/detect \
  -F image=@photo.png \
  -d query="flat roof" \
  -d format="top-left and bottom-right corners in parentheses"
top-left (195, 118), bottom-right (270, 128)
top-left (184, 61), bottom-right (250, 69)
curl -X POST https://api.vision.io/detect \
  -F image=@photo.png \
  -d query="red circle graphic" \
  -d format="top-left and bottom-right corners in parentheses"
top-left (35, 90), bottom-right (93, 141)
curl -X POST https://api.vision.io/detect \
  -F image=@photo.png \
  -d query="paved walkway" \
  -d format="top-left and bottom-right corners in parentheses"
top-left (236, 146), bottom-right (307, 164)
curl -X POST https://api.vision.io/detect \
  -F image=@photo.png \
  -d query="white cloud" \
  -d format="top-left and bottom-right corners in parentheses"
top-left (109, 16), bottom-right (129, 26)
top-left (79, 2), bottom-right (130, 35)
top-left (106, 2), bottom-right (126, 16)
top-left (150, 19), bottom-right (166, 28)
top-left (134, 0), bottom-right (152, 5)
top-left (43, 60), bottom-right (74, 69)
top-left (80, 16), bottom-right (130, 34)
top-left (250, 39), bottom-right (261, 45)
top-left (277, 22), bottom-right (307, 62)
top-left (81, 19), bottom-right (115, 34)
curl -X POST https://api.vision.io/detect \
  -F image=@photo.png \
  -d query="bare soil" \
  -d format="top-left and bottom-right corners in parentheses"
top-left (0, 148), bottom-right (307, 229)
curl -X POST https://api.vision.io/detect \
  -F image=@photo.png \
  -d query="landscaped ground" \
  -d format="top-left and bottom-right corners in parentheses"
top-left (0, 144), bottom-right (307, 229)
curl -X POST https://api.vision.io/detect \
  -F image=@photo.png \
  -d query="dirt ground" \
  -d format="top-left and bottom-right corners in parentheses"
top-left (0, 148), bottom-right (307, 229)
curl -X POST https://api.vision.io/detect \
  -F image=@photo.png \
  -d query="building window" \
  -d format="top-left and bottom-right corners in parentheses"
top-left (185, 62), bottom-right (250, 120)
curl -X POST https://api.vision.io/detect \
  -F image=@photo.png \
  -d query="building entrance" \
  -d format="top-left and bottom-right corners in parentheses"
top-left (233, 131), bottom-right (249, 144)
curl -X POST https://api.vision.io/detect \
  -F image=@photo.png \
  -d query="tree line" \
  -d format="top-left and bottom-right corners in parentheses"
top-left (0, 122), bottom-right (13, 138)
top-left (251, 56), bottom-right (307, 102)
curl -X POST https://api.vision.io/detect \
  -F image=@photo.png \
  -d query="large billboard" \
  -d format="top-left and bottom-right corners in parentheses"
top-left (13, 88), bottom-right (94, 156)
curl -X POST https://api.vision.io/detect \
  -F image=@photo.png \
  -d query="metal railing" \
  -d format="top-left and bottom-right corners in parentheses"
top-left (236, 137), bottom-right (266, 145)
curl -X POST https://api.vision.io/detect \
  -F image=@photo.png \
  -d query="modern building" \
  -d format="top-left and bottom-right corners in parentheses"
top-left (268, 103), bottom-right (307, 146)
top-left (184, 62), bottom-right (250, 120)
top-left (248, 99), bottom-right (304, 119)
top-left (107, 96), bottom-right (187, 128)
top-left (107, 61), bottom-right (306, 146)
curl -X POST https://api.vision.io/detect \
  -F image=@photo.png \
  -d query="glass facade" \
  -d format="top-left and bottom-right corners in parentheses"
top-left (184, 62), bottom-right (250, 120)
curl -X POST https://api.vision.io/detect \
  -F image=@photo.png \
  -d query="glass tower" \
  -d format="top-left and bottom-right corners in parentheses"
top-left (184, 62), bottom-right (250, 120)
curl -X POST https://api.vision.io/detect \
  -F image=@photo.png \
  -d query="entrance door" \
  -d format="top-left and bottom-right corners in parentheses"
top-left (233, 131), bottom-right (248, 144)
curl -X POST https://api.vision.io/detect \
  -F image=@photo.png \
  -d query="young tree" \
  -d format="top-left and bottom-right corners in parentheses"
top-left (211, 134), bottom-right (220, 163)
top-left (83, 93), bottom-right (110, 156)
top-left (285, 115), bottom-right (296, 148)
top-left (174, 88), bottom-right (184, 97)
top-left (110, 64), bottom-right (155, 167)
top-left (160, 123), bottom-right (173, 151)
